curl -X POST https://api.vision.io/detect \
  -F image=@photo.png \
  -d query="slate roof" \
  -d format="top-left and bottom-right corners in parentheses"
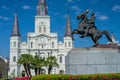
top-left (11, 13), bottom-right (20, 37)
top-left (64, 11), bottom-right (72, 38)
top-left (37, 0), bottom-right (48, 16)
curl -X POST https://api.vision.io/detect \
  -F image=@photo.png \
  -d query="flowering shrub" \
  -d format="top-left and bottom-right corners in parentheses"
top-left (32, 73), bottom-right (120, 80)
top-left (14, 76), bottom-right (31, 80)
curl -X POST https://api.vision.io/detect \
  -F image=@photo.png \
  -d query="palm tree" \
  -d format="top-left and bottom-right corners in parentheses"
top-left (46, 56), bottom-right (59, 74)
top-left (31, 55), bottom-right (45, 75)
top-left (18, 54), bottom-right (33, 76)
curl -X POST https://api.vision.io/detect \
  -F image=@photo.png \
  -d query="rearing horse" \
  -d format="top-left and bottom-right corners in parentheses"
top-left (72, 12), bottom-right (113, 47)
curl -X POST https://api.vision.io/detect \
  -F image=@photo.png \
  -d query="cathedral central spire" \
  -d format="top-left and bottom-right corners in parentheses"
top-left (37, 0), bottom-right (48, 16)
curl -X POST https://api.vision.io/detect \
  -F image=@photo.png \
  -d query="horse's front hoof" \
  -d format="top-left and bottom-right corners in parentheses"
top-left (92, 43), bottom-right (98, 47)
top-left (92, 45), bottom-right (96, 47)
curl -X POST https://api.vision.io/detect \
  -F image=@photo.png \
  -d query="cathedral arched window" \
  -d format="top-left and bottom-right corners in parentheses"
top-left (13, 56), bottom-right (16, 62)
top-left (42, 44), bottom-right (44, 49)
top-left (14, 42), bottom-right (16, 47)
top-left (39, 27), bottom-right (42, 33)
top-left (65, 42), bottom-right (67, 47)
top-left (52, 42), bottom-right (54, 48)
top-left (18, 42), bottom-right (20, 47)
top-left (43, 27), bottom-right (46, 33)
top-left (60, 56), bottom-right (62, 63)
top-left (68, 42), bottom-right (71, 47)
top-left (31, 42), bottom-right (33, 48)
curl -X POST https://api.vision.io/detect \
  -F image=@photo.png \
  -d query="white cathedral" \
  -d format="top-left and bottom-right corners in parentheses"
top-left (9, 0), bottom-right (73, 76)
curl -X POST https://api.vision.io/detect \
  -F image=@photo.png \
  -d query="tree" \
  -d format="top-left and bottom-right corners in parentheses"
top-left (46, 56), bottom-right (59, 74)
top-left (18, 54), bottom-right (33, 76)
top-left (31, 55), bottom-right (45, 75)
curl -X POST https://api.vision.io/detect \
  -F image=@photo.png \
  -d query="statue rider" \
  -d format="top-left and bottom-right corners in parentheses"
top-left (80, 11), bottom-right (96, 38)
top-left (79, 9), bottom-right (90, 38)
top-left (88, 12), bottom-right (96, 29)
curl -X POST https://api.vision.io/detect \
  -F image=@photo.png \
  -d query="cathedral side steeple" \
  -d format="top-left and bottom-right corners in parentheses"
top-left (64, 10), bottom-right (73, 49)
top-left (11, 13), bottom-right (20, 37)
top-left (9, 13), bottom-right (21, 76)
top-left (64, 10), bottom-right (72, 38)
top-left (37, 0), bottom-right (48, 16)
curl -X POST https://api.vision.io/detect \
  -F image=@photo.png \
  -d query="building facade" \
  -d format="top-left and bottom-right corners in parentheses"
top-left (9, 0), bottom-right (73, 76)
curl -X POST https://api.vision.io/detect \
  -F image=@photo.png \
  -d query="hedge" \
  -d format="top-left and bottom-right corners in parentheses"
top-left (32, 73), bottom-right (120, 80)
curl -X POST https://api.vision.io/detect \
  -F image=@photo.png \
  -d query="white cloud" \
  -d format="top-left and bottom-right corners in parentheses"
top-left (22, 5), bottom-right (32, 10)
top-left (95, 12), bottom-right (109, 21)
top-left (112, 5), bottom-right (120, 12)
top-left (90, 0), bottom-right (99, 3)
top-left (14, 4), bottom-right (17, 8)
top-left (71, 5), bottom-right (80, 11)
top-left (71, 5), bottom-right (81, 15)
top-left (67, 0), bottom-right (73, 3)
top-left (98, 15), bottom-right (109, 21)
top-left (2, 5), bottom-right (8, 9)
top-left (72, 6), bottom-right (78, 10)
top-left (0, 16), bottom-right (10, 20)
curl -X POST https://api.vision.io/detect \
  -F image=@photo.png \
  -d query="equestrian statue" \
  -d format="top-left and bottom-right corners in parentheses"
top-left (72, 10), bottom-right (113, 47)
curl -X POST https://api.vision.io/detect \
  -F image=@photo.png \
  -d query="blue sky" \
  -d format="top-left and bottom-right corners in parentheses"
top-left (0, 0), bottom-right (120, 57)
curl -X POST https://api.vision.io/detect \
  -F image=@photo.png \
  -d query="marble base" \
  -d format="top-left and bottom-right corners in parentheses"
top-left (65, 48), bottom-right (120, 74)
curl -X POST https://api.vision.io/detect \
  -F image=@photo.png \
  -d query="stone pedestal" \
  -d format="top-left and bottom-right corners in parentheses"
top-left (65, 48), bottom-right (120, 74)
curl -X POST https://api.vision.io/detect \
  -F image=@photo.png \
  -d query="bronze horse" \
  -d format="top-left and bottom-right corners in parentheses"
top-left (72, 12), bottom-right (113, 47)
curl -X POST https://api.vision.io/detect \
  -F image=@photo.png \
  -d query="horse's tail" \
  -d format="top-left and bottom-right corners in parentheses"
top-left (102, 30), bottom-right (112, 42)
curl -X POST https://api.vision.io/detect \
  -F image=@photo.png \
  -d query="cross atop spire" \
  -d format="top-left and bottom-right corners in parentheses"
top-left (37, 0), bottom-right (48, 16)
top-left (64, 9), bottom-right (72, 38)
top-left (11, 13), bottom-right (20, 37)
